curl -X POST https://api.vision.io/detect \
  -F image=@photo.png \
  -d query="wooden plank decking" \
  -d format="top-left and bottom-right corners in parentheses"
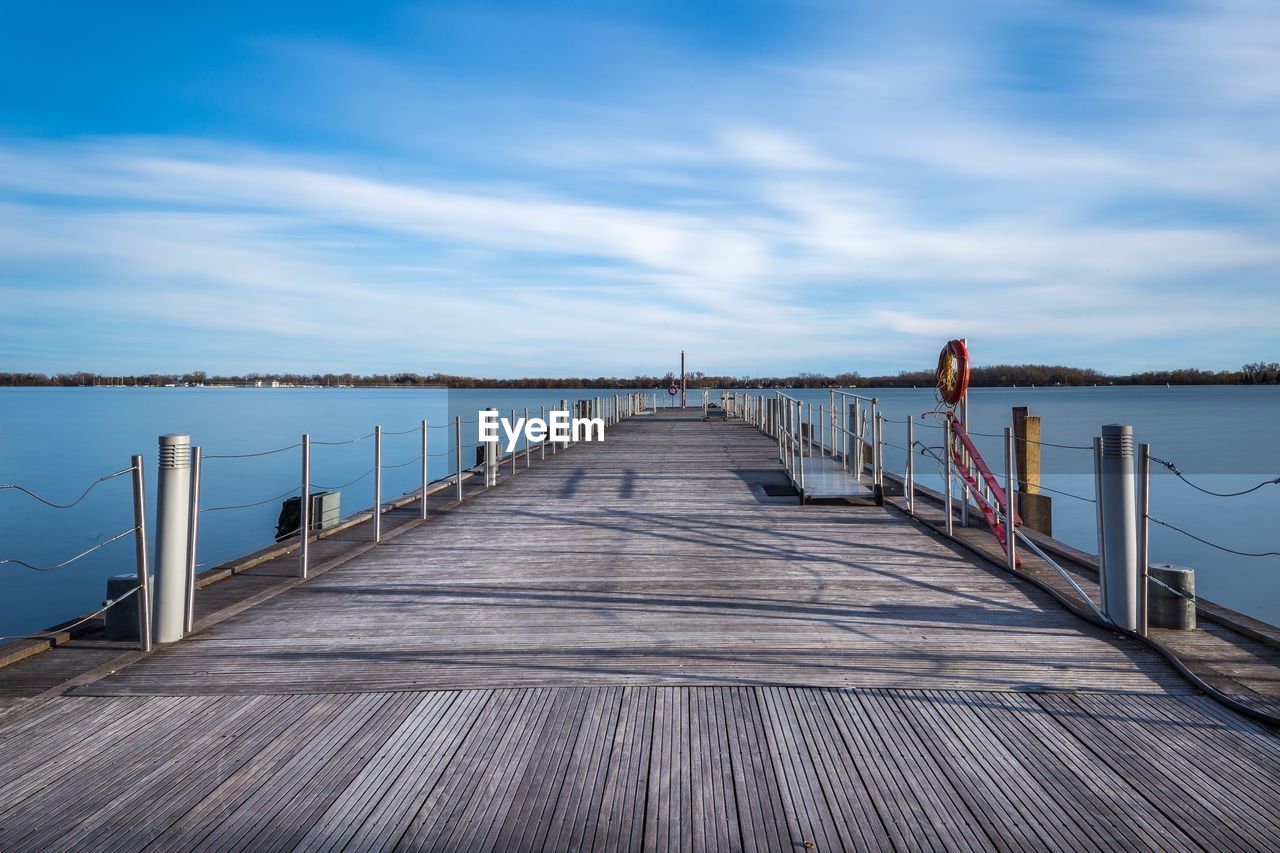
top-left (1, 410), bottom-right (1277, 850)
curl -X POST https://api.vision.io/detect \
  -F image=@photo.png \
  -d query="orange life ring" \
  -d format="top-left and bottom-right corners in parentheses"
top-left (667, 384), bottom-right (679, 396)
top-left (936, 339), bottom-right (970, 406)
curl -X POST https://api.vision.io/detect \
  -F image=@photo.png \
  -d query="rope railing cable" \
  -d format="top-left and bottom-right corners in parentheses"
top-left (203, 442), bottom-right (301, 461)
top-left (312, 432), bottom-right (376, 446)
top-left (0, 466), bottom-right (134, 509)
top-left (314, 468), bottom-right (375, 491)
top-left (196, 526), bottom-right (301, 570)
top-left (1, 526), bottom-right (138, 572)
top-left (1149, 516), bottom-right (1280, 558)
top-left (1149, 454), bottom-right (1280, 498)
top-left (959, 427), bottom-right (1093, 450)
top-left (199, 485), bottom-right (300, 514)
top-left (1029, 483), bottom-right (1097, 504)
top-left (382, 454), bottom-right (423, 470)
top-left (194, 522), bottom-right (302, 568)
top-left (0, 584), bottom-right (139, 643)
top-left (380, 425), bottom-right (421, 436)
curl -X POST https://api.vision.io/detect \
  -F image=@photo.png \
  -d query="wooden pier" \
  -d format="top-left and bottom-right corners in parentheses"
top-left (1, 410), bottom-right (1278, 850)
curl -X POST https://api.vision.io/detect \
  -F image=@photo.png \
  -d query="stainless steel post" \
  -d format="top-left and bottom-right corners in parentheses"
top-left (153, 434), bottom-right (191, 644)
top-left (373, 425), bottom-right (382, 543)
top-left (818, 404), bottom-right (825, 456)
top-left (455, 418), bottom-right (464, 501)
top-left (184, 445), bottom-right (201, 634)
top-left (131, 455), bottom-right (152, 653)
top-left (1138, 442), bottom-right (1151, 637)
top-left (1099, 424), bottom-right (1138, 630)
top-left (524, 407), bottom-right (531, 468)
top-left (510, 409), bottom-right (517, 475)
top-left (1004, 427), bottom-right (1016, 571)
top-left (1093, 436), bottom-right (1106, 612)
top-left (874, 412), bottom-right (884, 489)
top-left (420, 420), bottom-right (429, 520)
top-left (944, 419), bottom-right (954, 535)
top-left (540, 406), bottom-right (547, 460)
top-left (852, 400), bottom-right (862, 472)
top-left (300, 434), bottom-right (311, 578)
top-left (906, 418), bottom-right (915, 514)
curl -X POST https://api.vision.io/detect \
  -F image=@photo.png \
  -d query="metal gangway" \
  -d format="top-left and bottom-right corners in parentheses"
top-left (724, 389), bottom-right (880, 503)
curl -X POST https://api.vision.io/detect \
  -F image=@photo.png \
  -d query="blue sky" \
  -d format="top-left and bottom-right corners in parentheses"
top-left (1, 0), bottom-right (1276, 377)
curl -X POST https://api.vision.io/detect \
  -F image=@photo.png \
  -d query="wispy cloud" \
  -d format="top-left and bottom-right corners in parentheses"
top-left (0, 0), bottom-right (1276, 374)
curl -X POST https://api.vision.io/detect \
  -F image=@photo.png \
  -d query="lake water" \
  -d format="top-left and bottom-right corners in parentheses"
top-left (2, 385), bottom-right (1277, 636)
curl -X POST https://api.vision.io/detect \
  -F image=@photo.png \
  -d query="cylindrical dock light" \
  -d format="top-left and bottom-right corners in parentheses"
top-left (1099, 424), bottom-right (1139, 630)
top-left (153, 434), bottom-right (191, 644)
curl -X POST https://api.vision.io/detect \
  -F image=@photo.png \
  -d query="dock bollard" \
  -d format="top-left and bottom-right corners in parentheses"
top-left (1149, 564), bottom-right (1196, 630)
top-left (153, 434), bottom-right (191, 644)
top-left (1099, 424), bottom-right (1139, 630)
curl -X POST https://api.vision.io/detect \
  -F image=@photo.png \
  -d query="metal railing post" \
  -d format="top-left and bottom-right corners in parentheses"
top-left (1093, 436), bottom-right (1106, 612)
top-left (525, 407), bottom-right (531, 468)
top-left (131, 455), bottom-right (152, 653)
top-left (184, 445), bottom-right (201, 635)
top-left (852, 399), bottom-right (862, 472)
top-left (510, 409), bottom-right (517, 475)
top-left (420, 420), bottom-right (429, 520)
top-left (870, 409), bottom-right (880, 489)
top-left (1138, 442), bottom-right (1151, 637)
top-left (300, 434), bottom-right (310, 578)
top-left (455, 417), bottom-right (464, 502)
top-left (373, 425), bottom-right (382, 543)
top-left (943, 419), bottom-right (955, 535)
top-left (905, 418), bottom-right (915, 514)
top-left (540, 406), bottom-right (547, 460)
top-left (1004, 427), bottom-right (1017, 570)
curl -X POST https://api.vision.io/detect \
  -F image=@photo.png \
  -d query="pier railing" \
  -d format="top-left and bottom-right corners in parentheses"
top-left (723, 388), bottom-right (1278, 648)
top-left (2, 392), bottom-right (649, 653)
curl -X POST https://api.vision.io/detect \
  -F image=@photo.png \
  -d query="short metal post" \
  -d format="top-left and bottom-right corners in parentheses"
top-left (944, 419), bottom-right (955, 535)
top-left (373, 425), bottom-right (382, 543)
top-left (455, 418), bottom-right (464, 502)
top-left (1004, 427), bottom-right (1017, 571)
top-left (540, 406), bottom-right (547, 460)
top-left (420, 420), bottom-right (429, 520)
top-left (524, 407), bottom-right (531, 468)
top-left (1093, 436), bottom-right (1106, 611)
top-left (131, 455), bottom-right (152, 652)
top-left (1138, 442), bottom-right (1151, 637)
top-left (300, 434), bottom-right (311, 578)
top-left (1099, 424), bottom-right (1138, 630)
top-left (153, 434), bottom-right (191, 644)
top-left (852, 400), bottom-right (862, 472)
top-left (905, 419), bottom-right (915, 514)
top-left (184, 445), bottom-right (201, 634)
top-left (510, 409), bottom-right (517, 476)
top-left (874, 411), bottom-right (884, 489)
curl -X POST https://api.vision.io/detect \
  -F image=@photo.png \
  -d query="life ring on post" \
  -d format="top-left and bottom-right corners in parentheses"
top-left (667, 384), bottom-right (679, 396)
top-left (935, 339), bottom-right (970, 407)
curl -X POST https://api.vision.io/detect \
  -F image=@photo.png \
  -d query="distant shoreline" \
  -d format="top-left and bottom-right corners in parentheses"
top-left (2, 362), bottom-right (1277, 389)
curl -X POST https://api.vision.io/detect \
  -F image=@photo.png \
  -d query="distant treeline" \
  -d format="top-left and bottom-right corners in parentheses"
top-left (1, 362), bottom-right (1277, 389)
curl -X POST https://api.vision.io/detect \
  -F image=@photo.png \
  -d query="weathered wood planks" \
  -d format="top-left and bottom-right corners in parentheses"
top-left (75, 413), bottom-right (1183, 696)
top-left (0, 686), bottom-right (1277, 851)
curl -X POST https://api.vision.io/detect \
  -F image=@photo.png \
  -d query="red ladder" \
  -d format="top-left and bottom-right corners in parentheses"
top-left (948, 414), bottom-right (1022, 568)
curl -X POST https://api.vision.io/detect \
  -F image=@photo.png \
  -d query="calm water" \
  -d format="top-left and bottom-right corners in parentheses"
top-left (1, 386), bottom-right (1277, 636)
